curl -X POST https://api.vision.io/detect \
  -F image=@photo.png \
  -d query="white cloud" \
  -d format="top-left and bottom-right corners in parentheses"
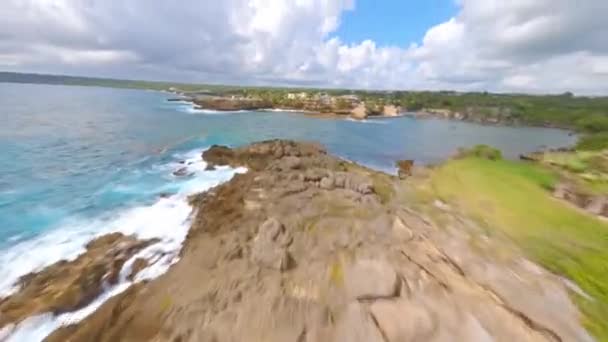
top-left (0, 0), bottom-right (607, 94)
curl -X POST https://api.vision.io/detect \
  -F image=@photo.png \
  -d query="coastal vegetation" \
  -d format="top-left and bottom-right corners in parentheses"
top-left (414, 151), bottom-right (608, 340)
top-left (456, 144), bottom-right (503, 161)
top-left (577, 133), bottom-right (608, 151)
top-left (3, 71), bottom-right (608, 135)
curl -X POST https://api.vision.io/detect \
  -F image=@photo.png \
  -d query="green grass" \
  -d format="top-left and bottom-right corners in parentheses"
top-left (457, 144), bottom-right (503, 160)
top-left (541, 151), bottom-right (608, 194)
top-left (428, 157), bottom-right (608, 340)
top-left (577, 133), bottom-right (608, 151)
top-left (543, 151), bottom-right (590, 173)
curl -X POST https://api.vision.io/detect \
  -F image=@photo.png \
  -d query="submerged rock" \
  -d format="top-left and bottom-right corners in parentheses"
top-left (172, 167), bottom-right (192, 177)
top-left (128, 258), bottom-right (149, 281)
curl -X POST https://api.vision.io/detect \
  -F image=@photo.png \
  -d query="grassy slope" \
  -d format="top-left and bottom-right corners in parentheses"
top-left (426, 158), bottom-right (608, 340)
top-left (541, 151), bottom-right (608, 194)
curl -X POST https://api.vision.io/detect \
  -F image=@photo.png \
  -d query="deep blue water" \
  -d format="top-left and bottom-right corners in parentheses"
top-left (0, 82), bottom-right (575, 295)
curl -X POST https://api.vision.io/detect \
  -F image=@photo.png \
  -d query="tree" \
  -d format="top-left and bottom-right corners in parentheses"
top-left (334, 98), bottom-right (352, 111)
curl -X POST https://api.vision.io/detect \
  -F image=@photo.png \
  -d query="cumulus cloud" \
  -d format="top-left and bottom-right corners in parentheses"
top-left (0, 0), bottom-right (607, 94)
top-left (408, 0), bottom-right (608, 94)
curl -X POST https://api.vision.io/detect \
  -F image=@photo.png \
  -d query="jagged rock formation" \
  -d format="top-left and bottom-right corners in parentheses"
top-left (0, 233), bottom-right (157, 331)
top-left (2, 140), bottom-right (592, 341)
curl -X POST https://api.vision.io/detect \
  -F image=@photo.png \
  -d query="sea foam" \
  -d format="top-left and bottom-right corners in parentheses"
top-left (0, 149), bottom-right (246, 341)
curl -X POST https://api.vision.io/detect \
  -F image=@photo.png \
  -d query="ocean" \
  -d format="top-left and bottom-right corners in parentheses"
top-left (0, 83), bottom-right (576, 340)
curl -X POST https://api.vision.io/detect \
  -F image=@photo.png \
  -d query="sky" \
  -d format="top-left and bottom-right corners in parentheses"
top-left (1, 0), bottom-right (608, 94)
top-left (335, 0), bottom-right (457, 46)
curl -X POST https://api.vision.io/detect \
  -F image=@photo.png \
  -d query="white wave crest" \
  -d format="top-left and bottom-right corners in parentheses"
top-left (0, 149), bottom-right (246, 341)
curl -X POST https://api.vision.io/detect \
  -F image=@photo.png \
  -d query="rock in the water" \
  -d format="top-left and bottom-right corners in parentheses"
top-left (128, 258), bottom-right (149, 281)
top-left (345, 259), bottom-right (400, 300)
top-left (202, 145), bottom-right (235, 167)
top-left (205, 164), bottom-right (217, 171)
top-left (250, 218), bottom-right (293, 271)
top-left (172, 167), bottom-right (191, 177)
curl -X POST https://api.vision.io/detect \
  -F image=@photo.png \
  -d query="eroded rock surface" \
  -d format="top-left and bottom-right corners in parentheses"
top-left (22, 140), bottom-right (592, 342)
top-left (0, 233), bottom-right (157, 330)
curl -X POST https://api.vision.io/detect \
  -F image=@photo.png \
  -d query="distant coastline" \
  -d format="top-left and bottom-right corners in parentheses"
top-left (1, 70), bottom-right (604, 135)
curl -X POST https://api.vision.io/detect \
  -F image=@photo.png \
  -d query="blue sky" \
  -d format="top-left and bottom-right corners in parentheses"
top-left (335, 0), bottom-right (457, 46)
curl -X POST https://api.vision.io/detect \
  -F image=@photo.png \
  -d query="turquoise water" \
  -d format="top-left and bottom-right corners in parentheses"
top-left (0, 82), bottom-right (575, 303)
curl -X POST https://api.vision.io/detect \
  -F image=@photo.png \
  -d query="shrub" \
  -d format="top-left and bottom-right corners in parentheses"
top-left (457, 145), bottom-right (503, 161)
top-left (576, 133), bottom-right (608, 151)
top-left (576, 114), bottom-right (608, 133)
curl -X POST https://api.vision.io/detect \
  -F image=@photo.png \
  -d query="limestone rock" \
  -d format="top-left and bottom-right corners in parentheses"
top-left (350, 103), bottom-right (369, 120)
top-left (250, 218), bottom-right (293, 271)
top-left (383, 105), bottom-right (401, 117)
top-left (334, 172), bottom-right (346, 188)
top-left (202, 145), bottom-right (235, 167)
top-left (585, 196), bottom-right (607, 216)
top-left (345, 259), bottom-right (400, 300)
top-left (128, 258), bottom-right (149, 281)
top-left (356, 182), bottom-right (373, 195)
top-left (204, 140), bottom-right (326, 171)
top-left (305, 169), bottom-right (327, 182)
top-left (332, 303), bottom-right (384, 342)
top-left (320, 176), bottom-right (335, 190)
top-left (370, 299), bottom-right (436, 341)
top-left (0, 233), bottom-right (157, 329)
top-left (282, 156), bottom-right (302, 170)
top-left (393, 216), bottom-right (414, 242)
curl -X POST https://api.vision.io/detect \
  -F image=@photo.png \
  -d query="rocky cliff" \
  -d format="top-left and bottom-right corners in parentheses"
top-left (0, 140), bottom-right (593, 342)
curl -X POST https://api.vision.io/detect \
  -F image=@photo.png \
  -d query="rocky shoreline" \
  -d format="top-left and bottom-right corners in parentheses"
top-left (173, 95), bottom-right (576, 131)
top-left (171, 96), bottom-right (404, 120)
top-left (520, 148), bottom-right (608, 218)
top-left (0, 233), bottom-right (158, 337)
top-left (407, 108), bottom-right (575, 130)
top-left (1, 140), bottom-right (593, 341)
